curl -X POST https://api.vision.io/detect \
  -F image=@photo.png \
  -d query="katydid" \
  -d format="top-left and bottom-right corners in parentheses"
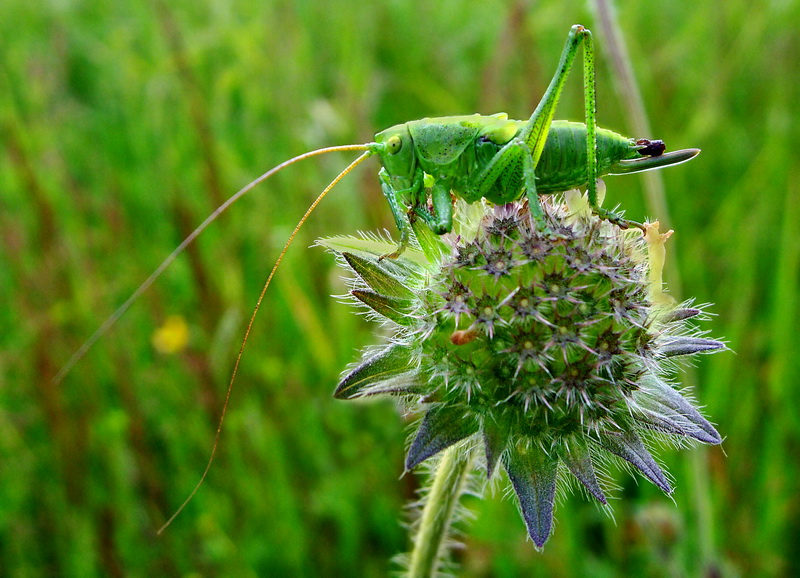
top-left (373, 24), bottom-right (697, 256)
top-left (55, 24), bottom-right (699, 531)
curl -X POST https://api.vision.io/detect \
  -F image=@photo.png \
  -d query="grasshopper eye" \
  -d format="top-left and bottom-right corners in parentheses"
top-left (386, 135), bottom-right (402, 154)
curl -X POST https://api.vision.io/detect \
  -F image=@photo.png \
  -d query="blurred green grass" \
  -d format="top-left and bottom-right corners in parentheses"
top-left (1, 0), bottom-right (798, 575)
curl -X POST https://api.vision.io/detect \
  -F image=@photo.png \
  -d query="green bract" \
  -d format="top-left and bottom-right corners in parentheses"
top-left (319, 196), bottom-right (723, 549)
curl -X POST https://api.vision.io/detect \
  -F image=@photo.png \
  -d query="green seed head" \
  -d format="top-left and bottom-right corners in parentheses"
top-left (319, 196), bottom-right (723, 549)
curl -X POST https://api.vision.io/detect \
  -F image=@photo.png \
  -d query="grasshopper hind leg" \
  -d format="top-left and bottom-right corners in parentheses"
top-left (594, 205), bottom-right (645, 231)
top-left (520, 25), bottom-right (645, 231)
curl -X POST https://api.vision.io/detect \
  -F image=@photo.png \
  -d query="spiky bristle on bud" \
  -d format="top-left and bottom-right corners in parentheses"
top-left (319, 195), bottom-right (723, 549)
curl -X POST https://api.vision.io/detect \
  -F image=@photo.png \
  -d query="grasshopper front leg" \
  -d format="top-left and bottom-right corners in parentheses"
top-left (380, 167), bottom-right (456, 259)
top-left (378, 168), bottom-right (417, 259)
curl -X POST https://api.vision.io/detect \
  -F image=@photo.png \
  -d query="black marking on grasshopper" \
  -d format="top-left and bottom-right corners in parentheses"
top-left (636, 139), bottom-right (667, 157)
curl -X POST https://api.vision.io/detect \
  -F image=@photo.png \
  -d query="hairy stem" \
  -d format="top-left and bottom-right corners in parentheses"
top-left (408, 447), bottom-right (473, 578)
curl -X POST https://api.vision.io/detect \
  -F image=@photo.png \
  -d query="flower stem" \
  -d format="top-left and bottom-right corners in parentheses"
top-left (408, 446), bottom-right (473, 578)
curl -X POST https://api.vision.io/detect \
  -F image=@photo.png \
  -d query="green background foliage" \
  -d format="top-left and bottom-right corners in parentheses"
top-left (1, 0), bottom-right (798, 575)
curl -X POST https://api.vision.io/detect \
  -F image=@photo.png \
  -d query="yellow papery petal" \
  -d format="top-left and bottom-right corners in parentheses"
top-left (644, 221), bottom-right (674, 305)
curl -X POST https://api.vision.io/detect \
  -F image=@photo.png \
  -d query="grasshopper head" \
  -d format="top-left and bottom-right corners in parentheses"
top-left (374, 123), bottom-right (416, 186)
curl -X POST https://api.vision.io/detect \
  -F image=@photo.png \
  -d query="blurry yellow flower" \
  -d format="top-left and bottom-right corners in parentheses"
top-left (151, 315), bottom-right (189, 354)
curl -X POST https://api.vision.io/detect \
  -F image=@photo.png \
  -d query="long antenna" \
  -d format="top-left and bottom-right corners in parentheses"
top-left (54, 144), bottom-right (375, 386)
top-left (157, 149), bottom-right (375, 533)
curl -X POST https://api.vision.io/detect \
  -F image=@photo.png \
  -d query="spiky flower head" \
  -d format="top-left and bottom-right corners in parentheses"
top-left (319, 194), bottom-right (723, 549)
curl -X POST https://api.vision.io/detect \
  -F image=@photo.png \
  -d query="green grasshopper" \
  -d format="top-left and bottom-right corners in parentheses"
top-left (371, 24), bottom-right (697, 256)
top-left (56, 24), bottom-right (699, 530)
